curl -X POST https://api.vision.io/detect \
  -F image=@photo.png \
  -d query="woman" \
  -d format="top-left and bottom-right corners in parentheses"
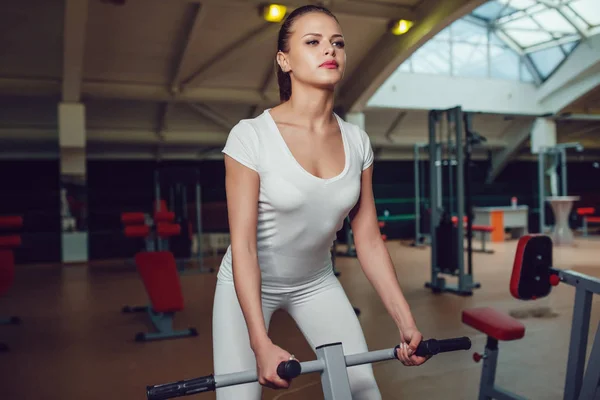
top-left (212, 5), bottom-right (428, 399)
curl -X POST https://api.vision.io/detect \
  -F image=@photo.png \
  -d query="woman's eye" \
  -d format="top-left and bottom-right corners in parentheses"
top-left (306, 40), bottom-right (318, 45)
top-left (334, 41), bottom-right (345, 48)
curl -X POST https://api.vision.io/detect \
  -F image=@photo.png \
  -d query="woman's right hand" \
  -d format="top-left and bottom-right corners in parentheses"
top-left (254, 340), bottom-right (295, 390)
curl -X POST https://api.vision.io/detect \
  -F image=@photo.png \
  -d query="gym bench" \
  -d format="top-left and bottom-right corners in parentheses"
top-left (577, 207), bottom-right (599, 237)
top-left (123, 250), bottom-right (197, 342)
top-left (464, 235), bottom-right (600, 400)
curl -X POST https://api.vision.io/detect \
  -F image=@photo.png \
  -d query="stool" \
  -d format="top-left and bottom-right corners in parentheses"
top-left (462, 307), bottom-right (526, 400)
top-left (471, 225), bottom-right (495, 254)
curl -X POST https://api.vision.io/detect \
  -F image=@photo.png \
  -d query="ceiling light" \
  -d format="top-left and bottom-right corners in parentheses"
top-left (391, 19), bottom-right (414, 35)
top-left (262, 4), bottom-right (287, 23)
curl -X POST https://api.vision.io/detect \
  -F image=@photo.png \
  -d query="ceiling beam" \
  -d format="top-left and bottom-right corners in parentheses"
top-left (62, 0), bottom-right (89, 102)
top-left (180, 22), bottom-right (279, 90)
top-left (170, 3), bottom-right (209, 93)
top-left (186, 103), bottom-right (235, 131)
top-left (195, 0), bottom-right (417, 21)
top-left (338, 0), bottom-right (487, 113)
top-left (0, 78), bottom-right (280, 105)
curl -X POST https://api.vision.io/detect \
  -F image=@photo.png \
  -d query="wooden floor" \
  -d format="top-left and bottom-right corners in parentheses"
top-left (1, 237), bottom-right (600, 400)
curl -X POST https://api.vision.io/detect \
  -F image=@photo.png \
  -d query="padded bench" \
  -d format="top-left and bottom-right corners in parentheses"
top-left (577, 207), bottom-right (599, 237)
top-left (462, 307), bottom-right (526, 399)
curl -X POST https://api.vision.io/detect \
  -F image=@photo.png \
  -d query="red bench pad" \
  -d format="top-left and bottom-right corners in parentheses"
top-left (157, 223), bottom-right (181, 238)
top-left (0, 235), bottom-right (21, 248)
top-left (462, 307), bottom-right (525, 341)
top-left (577, 207), bottom-right (595, 216)
top-left (121, 212), bottom-right (146, 225)
top-left (124, 225), bottom-right (150, 238)
top-left (472, 225), bottom-right (494, 232)
top-left (0, 249), bottom-right (15, 295)
top-left (135, 251), bottom-right (184, 313)
top-left (587, 217), bottom-right (600, 223)
top-left (0, 216), bottom-right (23, 229)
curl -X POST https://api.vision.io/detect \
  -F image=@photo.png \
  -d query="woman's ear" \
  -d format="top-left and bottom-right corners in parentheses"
top-left (277, 51), bottom-right (290, 73)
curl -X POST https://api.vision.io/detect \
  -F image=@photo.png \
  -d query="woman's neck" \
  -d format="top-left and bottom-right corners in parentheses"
top-left (285, 86), bottom-right (336, 131)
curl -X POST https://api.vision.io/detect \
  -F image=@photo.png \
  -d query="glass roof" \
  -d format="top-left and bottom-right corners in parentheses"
top-left (397, 0), bottom-right (600, 83)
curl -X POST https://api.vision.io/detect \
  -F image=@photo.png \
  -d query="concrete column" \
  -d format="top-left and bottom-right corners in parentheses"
top-left (58, 102), bottom-right (88, 263)
top-left (345, 112), bottom-right (366, 130)
top-left (531, 117), bottom-right (559, 197)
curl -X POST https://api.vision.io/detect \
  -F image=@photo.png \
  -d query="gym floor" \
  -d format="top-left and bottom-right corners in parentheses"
top-left (1, 237), bottom-right (599, 400)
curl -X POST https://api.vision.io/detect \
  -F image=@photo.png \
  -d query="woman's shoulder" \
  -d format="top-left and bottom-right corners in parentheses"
top-left (230, 110), bottom-right (272, 137)
top-left (336, 114), bottom-right (371, 146)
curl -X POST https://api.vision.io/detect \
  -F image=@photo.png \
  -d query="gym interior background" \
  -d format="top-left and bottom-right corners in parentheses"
top-left (1, 0), bottom-right (600, 399)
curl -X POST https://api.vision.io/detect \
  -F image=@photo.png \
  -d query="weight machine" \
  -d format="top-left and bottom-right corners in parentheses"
top-left (413, 143), bottom-right (430, 247)
top-left (537, 142), bottom-right (583, 234)
top-left (425, 106), bottom-right (485, 296)
top-left (154, 166), bottom-right (214, 274)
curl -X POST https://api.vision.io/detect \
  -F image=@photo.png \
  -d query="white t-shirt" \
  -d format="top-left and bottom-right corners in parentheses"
top-left (218, 109), bottom-right (374, 290)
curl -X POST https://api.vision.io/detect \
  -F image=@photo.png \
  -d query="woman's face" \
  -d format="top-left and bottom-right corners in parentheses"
top-left (278, 12), bottom-right (346, 91)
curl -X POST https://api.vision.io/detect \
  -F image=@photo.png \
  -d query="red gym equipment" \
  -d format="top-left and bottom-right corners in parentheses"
top-left (463, 234), bottom-right (600, 400)
top-left (120, 206), bottom-right (197, 342)
top-left (0, 215), bottom-right (23, 352)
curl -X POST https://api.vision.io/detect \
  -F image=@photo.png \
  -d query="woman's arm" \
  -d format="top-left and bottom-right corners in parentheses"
top-left (349, 165), bottom-right (417, 333)
top-left (224, 155), bottom-right (269, 351)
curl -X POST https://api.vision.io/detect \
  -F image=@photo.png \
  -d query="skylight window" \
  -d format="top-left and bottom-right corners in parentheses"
top-left (396, 0), bottom-right (599, 83)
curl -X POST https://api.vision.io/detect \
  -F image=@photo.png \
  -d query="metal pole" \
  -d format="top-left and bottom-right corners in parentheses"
top-left (463, 112), bottom-right (473, 277)
top-left (414, 144), bottom-right (420, 244)
top-left (428, 111), bottom-right (439, 287)
top-left (560, 147), bottom-right (568, 196)
top-left (195, 171), bottom-right (203, 268)
top-left (154, 169), bottom-right (161, 212)
top-left (538, 149), bottom-right (545, 234)
top-left (453, 107), bottom-right (465, 292)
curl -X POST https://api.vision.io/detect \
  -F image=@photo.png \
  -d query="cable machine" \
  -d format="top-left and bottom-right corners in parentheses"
top-left (425, 106), bottom-right (484, 296)
top-left (154, 166), bottom-right (214, 275)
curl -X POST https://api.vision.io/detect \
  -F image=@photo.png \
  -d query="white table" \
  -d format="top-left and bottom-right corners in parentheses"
top-left (546, 196), bottom-right (580, 246)
top-left (473, 206), bottom-right (529, 242)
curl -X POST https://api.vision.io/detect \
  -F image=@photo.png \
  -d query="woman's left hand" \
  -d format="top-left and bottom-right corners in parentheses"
top-left (396, 326), bottom-right (429, 366)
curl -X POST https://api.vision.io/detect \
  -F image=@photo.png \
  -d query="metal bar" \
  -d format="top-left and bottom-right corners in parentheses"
top-left (195, 174), bottom-right (203, 267)
top-left (345, 348), bottom-right (396, 367)
top-left (414, 144), bottom-right (420, 244)
top-left (154, 169), bottom-right (161, 212)
top-left (454, 107), bottom-right (466, 292)
top-left (560, 269), bottom-right (600, 295)
top-left (564, 286), bottom-right (593, 400)
top-left (428, 111), bottom-right (439, 286)
top-left (317, 344), bottom-right (353, 399)
top-left (560, 148), bottom-right (567, 196)
top-left (538, 150), bottom-right (545, 233)
top-left (577, 321), bottom-right (600, 400)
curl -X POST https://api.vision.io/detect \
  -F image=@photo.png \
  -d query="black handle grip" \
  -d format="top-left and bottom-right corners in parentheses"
top-left (277, 359), bottom-right (302, 380)
top-left (396, 337), bottom-right (471, 358)
top-left (146, 375), bottom-right (215, 400)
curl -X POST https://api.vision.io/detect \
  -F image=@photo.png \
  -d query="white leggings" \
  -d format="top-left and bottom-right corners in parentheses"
top-left (212, 270), bottom-right (381, 399)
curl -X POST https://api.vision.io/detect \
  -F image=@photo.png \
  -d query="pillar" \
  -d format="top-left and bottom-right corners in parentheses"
top-left (58, 102), bottom-right (88, 263)
top-left (345, 112), bottom-right (366, 130)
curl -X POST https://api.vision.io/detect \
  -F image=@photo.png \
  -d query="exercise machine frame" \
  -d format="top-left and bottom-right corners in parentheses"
top-left (425, 106), bottom-right (480, 296)
top-left (467, 235), bottom-right (600, 400)
top-left (154, 166), bottom-right (213, 274)
top-left (413, 143), bottom-right (431, 247)
top-left (145, 337), bottom-right (471, 400)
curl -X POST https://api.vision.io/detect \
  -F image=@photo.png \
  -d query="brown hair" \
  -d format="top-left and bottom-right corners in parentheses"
top-left (276, 5), bottom-right (339, 102)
